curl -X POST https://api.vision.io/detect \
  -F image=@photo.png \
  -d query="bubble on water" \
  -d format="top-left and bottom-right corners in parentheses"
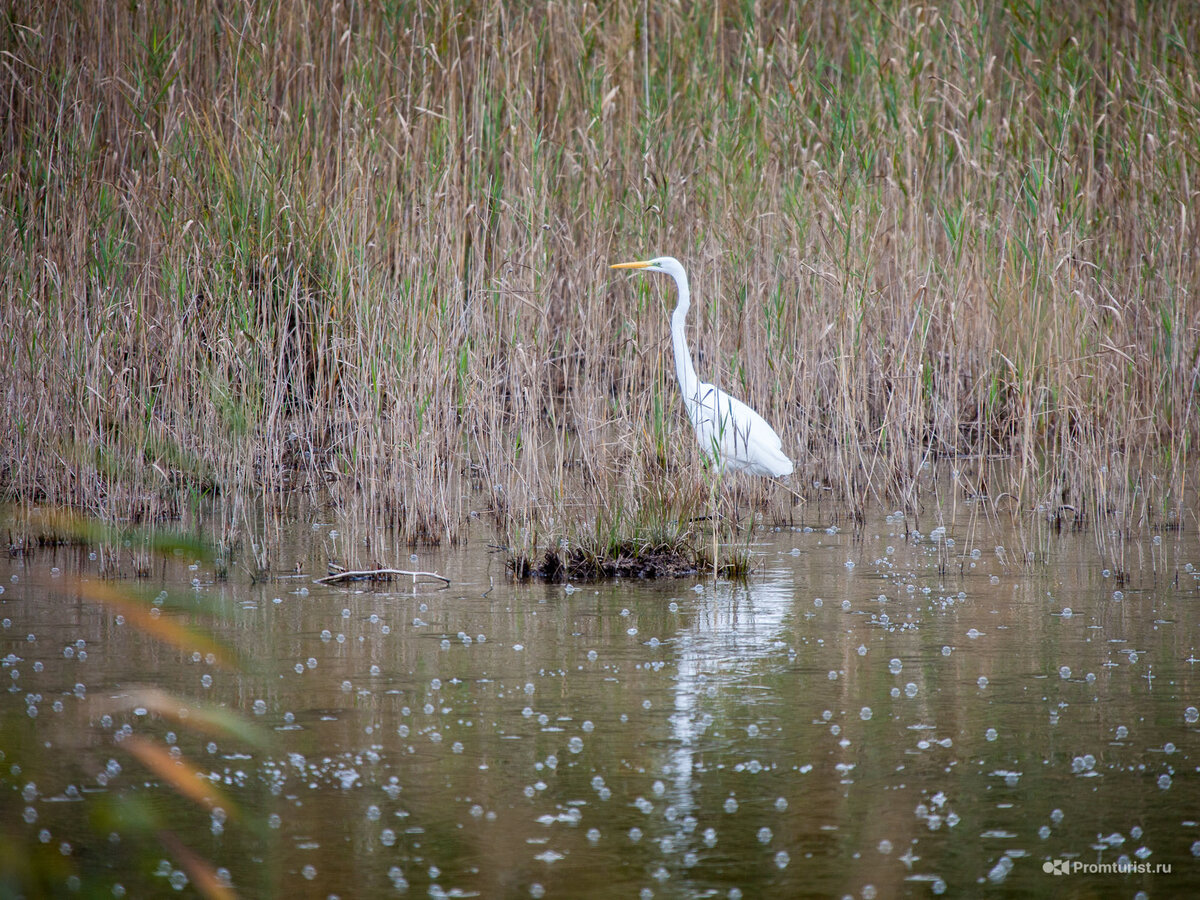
top-left (1038, 824), bottom-right (1050, 839)
top-left (1058, 666), bottom-right (1071, 679)
top-left (568, 736), bottom-right (584, 753)
top-left (582, 720), bottom-right (594, 732)
top-left (1157, 774), bottom-right (1172, 789)
top-left (813, 597), bottom-right (823, 607)
top-left (977, 676), bottom-right (988, 688)
top-left (985, 727), bottom-right (998, 742)
top-left (1115, 725), bottom-right (1129, 740)
top-left (987, 857), bottom-right (1013, 884)
top-left (1112, 591), bottom-right (1124, 601)
top-left (628, 827), bottom-right (643, 842)
top-left (388, 867), bottom-right (408, 890)
top-left (774, 850), bottom-right (789, 869)
top-left (860, 707), bottom-right (872, 721)
top-left (1192, 840), bottom-right (1200, 857)
top-left (888, 658), bottom-right (903, 674)
top-left (905, 683), bottom-right (918, 698)
top-left (723, 797), bottom-right (739, 814)
top-left (1185, 707), bottom-right (1199, 724)
top-left (775, 797), bottom-right (788, 811)
top-left (756, 827), bottom-right (772, 844)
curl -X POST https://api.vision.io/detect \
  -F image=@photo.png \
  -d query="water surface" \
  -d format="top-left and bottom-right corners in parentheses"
top-left (2, 509), bottom-right (1198, 897)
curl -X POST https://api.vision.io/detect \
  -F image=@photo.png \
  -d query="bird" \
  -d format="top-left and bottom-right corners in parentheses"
top-left (610, 256), bottom-right (794, 478)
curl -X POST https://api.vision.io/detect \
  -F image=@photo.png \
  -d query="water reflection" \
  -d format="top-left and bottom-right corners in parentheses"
top-left (663, 572), bottom-right (795, 892)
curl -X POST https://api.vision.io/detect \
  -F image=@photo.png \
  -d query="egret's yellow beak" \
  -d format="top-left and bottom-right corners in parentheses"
top-left (610, 260), bottom-right (652, 269)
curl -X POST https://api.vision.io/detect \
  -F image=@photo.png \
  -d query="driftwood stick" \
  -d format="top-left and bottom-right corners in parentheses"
top-left (314, 568), bottom-right (450, 587)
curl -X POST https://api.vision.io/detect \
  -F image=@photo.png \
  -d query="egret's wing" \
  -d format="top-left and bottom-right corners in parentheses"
top-left (687, 383), bottom-right (790, 475)
top-left (712, 388), bottom-right (784, 452)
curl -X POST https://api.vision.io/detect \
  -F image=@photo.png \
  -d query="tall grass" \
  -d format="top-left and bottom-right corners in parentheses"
top-left (2, 1), bottom-right (1197, 563)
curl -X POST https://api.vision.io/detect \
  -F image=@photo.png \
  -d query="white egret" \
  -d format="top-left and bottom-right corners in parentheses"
top-left (611, 256), bottom-right (794, 478)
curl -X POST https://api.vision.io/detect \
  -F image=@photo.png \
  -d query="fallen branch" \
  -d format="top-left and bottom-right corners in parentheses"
top-left (314, 568), bottom-right (450, 587)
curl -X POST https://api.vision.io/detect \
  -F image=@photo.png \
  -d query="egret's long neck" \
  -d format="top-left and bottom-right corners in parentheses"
top-left (669, 270), bottom-right (700, 398)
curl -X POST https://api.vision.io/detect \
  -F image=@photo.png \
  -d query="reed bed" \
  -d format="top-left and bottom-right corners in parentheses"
top-left (2, 1), bottom-right (1197, 570)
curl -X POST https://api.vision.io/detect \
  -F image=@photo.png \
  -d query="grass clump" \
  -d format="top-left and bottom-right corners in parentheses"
top-left (513, 537), bottom-right (702, 582)
top-left (508, 487), bottom-right (757, 581)
top-left (2, 1), bottom-right (1198, 568)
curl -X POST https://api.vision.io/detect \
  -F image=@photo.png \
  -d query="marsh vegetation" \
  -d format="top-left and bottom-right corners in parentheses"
top-left (2, 1), bottom-right (1197, 572)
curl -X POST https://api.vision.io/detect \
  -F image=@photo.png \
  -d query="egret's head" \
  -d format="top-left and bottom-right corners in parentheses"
top-left (610, 256), bottom-right (684, 276)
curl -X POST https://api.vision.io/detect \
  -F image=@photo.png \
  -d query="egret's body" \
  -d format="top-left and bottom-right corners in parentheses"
top-left (611, 256), bottom-right (793, 478)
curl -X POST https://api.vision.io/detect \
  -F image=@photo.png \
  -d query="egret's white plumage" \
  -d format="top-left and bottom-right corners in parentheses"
top-left (611, 256), bottom-right (794, 478)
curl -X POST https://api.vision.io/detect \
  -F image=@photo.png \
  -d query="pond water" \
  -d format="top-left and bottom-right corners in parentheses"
top-left (2, 506), bottom-right (1199, 898)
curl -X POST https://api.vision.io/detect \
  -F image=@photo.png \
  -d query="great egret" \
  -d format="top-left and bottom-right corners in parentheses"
top-left (611, 256), bottom-right (794, 478)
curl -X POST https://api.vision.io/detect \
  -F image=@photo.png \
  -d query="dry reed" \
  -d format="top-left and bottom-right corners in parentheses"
top-left (2, 1), bottom-right (1197, 572)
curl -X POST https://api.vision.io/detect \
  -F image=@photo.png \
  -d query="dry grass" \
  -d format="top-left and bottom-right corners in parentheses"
top-left (2, 1), bottom-right (1197, 571)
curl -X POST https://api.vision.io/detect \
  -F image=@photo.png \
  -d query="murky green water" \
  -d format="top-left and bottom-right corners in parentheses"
top-left (3, 508), bottom-right (1199, 898)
